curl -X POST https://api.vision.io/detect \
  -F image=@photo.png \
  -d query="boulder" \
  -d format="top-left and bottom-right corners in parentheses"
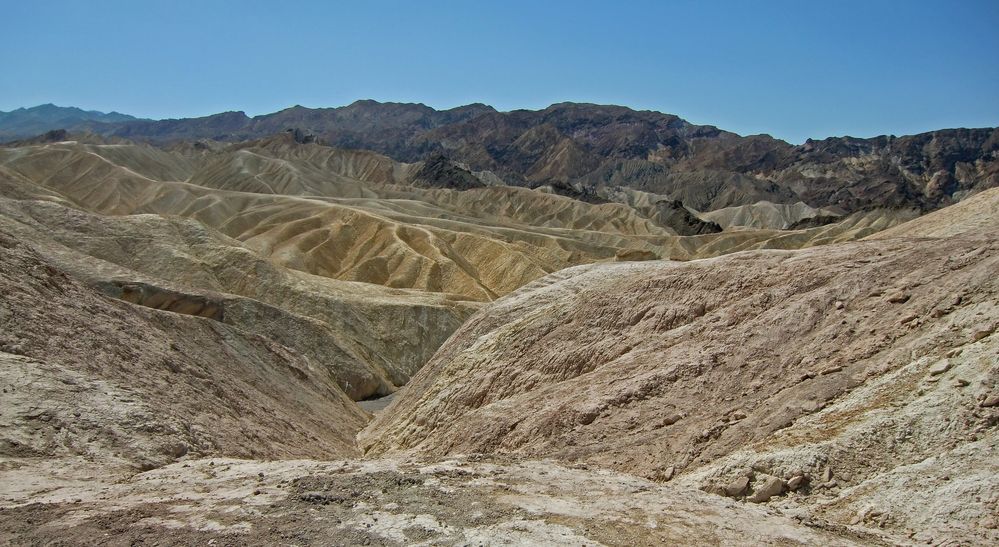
top-left (725, 476), bottom-right (751, 497)
top-left (748, 475), bottom-right (784, 503)
top-left (786, 475), bottom-right (806, 491)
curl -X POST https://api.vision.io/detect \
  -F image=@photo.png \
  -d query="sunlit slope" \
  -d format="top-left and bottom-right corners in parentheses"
top-left (1, 138), bottom-right (919, 301)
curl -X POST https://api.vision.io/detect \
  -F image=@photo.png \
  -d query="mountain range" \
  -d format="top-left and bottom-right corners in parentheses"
top-left (0, 104), bottom-right (138, 140)
top-left (4, 101), bottom-right (997, 214)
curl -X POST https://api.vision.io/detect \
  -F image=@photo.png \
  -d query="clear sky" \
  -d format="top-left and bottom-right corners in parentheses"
top-left (1, 0), bottom-right (997, 143)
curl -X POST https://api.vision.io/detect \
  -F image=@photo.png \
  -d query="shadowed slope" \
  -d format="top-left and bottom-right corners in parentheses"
top-left (0, 228), bottom-right (368, 470)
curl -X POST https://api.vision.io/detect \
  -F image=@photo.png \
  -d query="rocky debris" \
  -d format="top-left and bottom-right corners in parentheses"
top-left (981, 395), bottom-right (999, 408)
top-left (0, 457), bottom-right (877, 546)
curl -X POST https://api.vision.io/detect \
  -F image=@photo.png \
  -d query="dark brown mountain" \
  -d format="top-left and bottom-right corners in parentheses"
top-left (3, 100), bottom-right (996, 213)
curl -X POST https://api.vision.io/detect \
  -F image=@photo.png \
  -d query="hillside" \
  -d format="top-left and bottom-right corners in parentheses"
top-left (362, 188), bottom-right (999, 544)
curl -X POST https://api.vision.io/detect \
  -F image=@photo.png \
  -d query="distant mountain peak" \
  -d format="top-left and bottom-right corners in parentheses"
top-left (0, 104), bottom-right (139, 140)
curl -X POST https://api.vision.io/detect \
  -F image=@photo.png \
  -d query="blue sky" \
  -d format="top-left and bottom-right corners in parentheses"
top-left (1, 0), bottom-right (997, 143)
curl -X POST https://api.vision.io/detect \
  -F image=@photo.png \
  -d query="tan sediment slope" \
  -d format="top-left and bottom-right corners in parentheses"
top-left (0, 197), bottom-right (474, 399)
top-left (362, 189), bottom-right (999, 544)
top-left (866, 186), bottom-right (999, 239)
top-left (0, 228), bottom-right (368, 470)
top-left (0, 139), bottom-right (918, 301)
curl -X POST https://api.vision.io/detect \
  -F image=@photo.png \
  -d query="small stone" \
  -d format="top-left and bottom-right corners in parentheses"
top-left (928, 361), bottom-right (951, 376)
top-left (900, 314), bottom-right (918, 324)
top-left (660, 466), bottom-right (675, 482)
top-left (834, 301), bottom-right (845, 310)
top-left (802, 400), bottom-right (824, 413)
top-left (886, 291), bottom-right (910, 304)
top-left (729, 409), bottom-right (747, 421)
top-left (747, 475), bottom-right (784, 503)
top-left (661, 413), bottom-right (682, 426)
top-left (786, 475), bottom-right (806, 491)
top-left (972, 329), bottom-right (992, 342)
top-left (946, 348), bottom-right (962, 358)
top-left (820, 365), bottom-right (844, 375)
top-left (954, 378), bottom-right (969, 387)
top-left (821, 467), bottom-right (833, 482)
top-left (981, 395), bottom-right (999, 408)
top-left (725, 476), bottom-right (751, 497)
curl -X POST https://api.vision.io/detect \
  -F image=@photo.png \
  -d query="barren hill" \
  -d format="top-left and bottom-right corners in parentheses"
top-left (363, 188), bottom-right (999, 544)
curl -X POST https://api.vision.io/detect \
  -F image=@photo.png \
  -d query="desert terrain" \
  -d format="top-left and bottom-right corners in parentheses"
top-left (0, 103), bottom-right (997, 545)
